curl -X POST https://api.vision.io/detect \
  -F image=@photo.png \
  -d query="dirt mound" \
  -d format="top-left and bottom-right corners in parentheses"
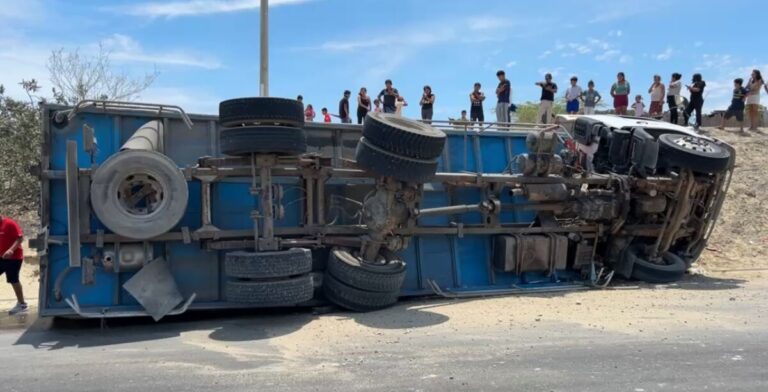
top-left (697, 127), bottom-right (768, 271)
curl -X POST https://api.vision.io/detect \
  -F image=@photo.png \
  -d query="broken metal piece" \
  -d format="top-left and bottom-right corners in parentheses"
top-left (123, 257), bottom-right (184, 321)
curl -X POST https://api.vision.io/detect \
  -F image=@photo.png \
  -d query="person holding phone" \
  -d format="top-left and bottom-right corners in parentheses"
top-left (420, 85), bottom-right (435, 123)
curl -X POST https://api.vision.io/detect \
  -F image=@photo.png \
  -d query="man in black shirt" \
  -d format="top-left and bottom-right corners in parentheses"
top-left (469, 82), bottom-right (485, 125)
top-left (684, 73), bottom-right (706, 131)
top-left (339, 90), bottom-right (351, 123)
top-left (535, 73), bottom-right (558, 124)
top-left (377, 79), bottom-right (399, 113)
top-left (495, 70), bottom-right (511, 124)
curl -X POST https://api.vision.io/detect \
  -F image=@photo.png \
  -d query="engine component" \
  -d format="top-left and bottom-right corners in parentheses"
top-left (525, 183), bottom-right (570, 202)
top-left (575, 197), bottom-right (620, 221)
top-left (90, 149), bottom-right (188, 240)
top-left (493, 235), bottom-right (568, 274)
top-left (634, 195), bottom-right (667, 214)
top-left (608, 129), bottom-right (632, 171)
top-left (630, 127), bottom-right (659, 176)
top-left (573, 117), bottom-right (602, 146)
top-left (516, 153), bottom-right (537, 176)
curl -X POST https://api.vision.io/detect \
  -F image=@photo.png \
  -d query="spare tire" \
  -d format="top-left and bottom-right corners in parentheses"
top-left (326, 248), bottom-right (406, 293)
top-left (355, 137), bottom-right (438, 183)
top-left (225, 275), bottom-right (314, 305)
top-left (362, 113), bottom-right (446, 159)
top-left (90, 150), bottom-right (188, 240)
top-left (657, 133), bottom-right (731, 173)
top-left (220, 126), bottom-right (307, 156)
top-left (225, 248), bottom-right (312, 279)
top-left (219, 97), bottom-right (304, 128)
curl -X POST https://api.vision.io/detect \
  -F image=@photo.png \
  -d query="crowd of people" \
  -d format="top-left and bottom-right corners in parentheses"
top-left (298, 68), bottom-right (768, 133)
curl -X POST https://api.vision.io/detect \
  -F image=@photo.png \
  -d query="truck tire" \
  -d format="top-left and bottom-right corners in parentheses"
top-left (323, 273), bottom-right (400, 312)
top-left (626, 246), bottom-right (687, 284)
top-left (90, 150), bottom-right (188, 240)
top-left (657, 133), bottom-right (731, 173)
top-left (362, 113), bottom-right (446, 159)
top-left (220, 126), bottom-right (307, 156)
top-left (219, 97), bottom-right (304, 128)
top-left (326, 248), bottom-right (406, 293)
top-left (224, 248), bottom-right (312, 279)
top-left (355, 137), bottom-right (438, 183)
top-left (225, 275), bottom-right (314, 305)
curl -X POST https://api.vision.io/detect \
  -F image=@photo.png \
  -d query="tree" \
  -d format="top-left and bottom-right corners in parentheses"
top-left (47, 44), bottom-right (159, 105)
top-left (516, 99), bottom-right (567, 124)
top-left (0, 84), bottom-right (41, 212)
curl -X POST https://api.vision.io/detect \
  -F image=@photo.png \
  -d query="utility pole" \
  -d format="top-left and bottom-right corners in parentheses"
top-left (259, 0), bottom-right (269, 96)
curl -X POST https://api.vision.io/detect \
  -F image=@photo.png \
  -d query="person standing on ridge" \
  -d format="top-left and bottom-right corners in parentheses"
top-left (0, 215), bottom-right (27, 315)
top-left (684, 73), bottom-right (706, 131)
top-left (339, 90), bottom-right (351, 123)
top-left (565, 76), bottom-right (582, 114)
top-left (611, 72), bottom-right (630, 115)
top-left (469, 82), bottom-right (486, 125)
top-left (377, 79), bottom-right (399, 114)
top-left (648, 75), bottom-right (665, 118)
top-left (357, 87), bottom-right (371, 125)
top-left (420, 85), bottom-right (435, 123)
top-left (495, 70), bottom-right (511, 124)
top-left (535, 73), bottom-right (557, 124)
top-left (667, 73), bottom-right (683, 124)
top-left (580, 80), bottom-right (601, 115)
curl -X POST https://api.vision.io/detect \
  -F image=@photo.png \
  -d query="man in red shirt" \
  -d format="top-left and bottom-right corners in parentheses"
top-left (0, 215), bottom-right (27, 314)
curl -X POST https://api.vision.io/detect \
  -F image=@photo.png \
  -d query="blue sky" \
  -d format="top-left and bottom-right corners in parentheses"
top-left (1, 0), bottom-right (765, 120)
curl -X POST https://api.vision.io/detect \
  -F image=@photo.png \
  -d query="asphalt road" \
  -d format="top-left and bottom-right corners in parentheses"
top-left (1, 274), bottom-right (766, 392)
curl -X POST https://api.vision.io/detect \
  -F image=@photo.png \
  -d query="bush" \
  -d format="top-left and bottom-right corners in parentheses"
top-left (0, 89), bottom-right (41, 214)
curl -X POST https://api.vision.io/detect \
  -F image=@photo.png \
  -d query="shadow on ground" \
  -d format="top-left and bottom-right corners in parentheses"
top-left (11, 298), bottom-right (450, 350)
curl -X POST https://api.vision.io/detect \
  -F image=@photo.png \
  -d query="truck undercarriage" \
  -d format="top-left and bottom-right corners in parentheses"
top-left (32, 98), bottom-right (734, 320)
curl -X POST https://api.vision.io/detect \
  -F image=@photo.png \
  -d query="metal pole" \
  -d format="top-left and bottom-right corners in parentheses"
top-left (260, 0), bottom-right (269, 96)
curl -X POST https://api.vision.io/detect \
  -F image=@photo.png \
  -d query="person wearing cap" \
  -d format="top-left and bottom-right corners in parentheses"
top-left (339, 90), bottom-right (352, 123)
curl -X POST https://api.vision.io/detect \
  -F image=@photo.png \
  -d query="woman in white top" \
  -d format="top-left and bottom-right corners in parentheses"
top-left (666, 73), bottom-right (683, 124)
top-left (647, 75), bottom-right (665, 118)
top-left (746, 69), bottom-right (764, 131)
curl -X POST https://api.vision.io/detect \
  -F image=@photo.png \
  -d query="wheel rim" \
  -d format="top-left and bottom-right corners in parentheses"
top-left (116, 172), bottom-right (167, 217)
top-left (672, 136), bottom-right (718, 154)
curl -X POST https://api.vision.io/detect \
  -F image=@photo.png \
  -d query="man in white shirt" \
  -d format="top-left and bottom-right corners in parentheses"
top-left (565, 76), bottom-right (583, 114)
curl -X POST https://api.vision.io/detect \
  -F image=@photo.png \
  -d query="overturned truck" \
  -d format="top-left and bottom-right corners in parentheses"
top-left (31, 98), bottom-right (734, 320)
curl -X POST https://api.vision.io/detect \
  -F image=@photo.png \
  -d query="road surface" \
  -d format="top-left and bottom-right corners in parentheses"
top-left (1, 272), bottom-right (766, 392)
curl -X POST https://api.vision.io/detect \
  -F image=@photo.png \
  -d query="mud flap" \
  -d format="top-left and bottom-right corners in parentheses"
top-left (123, 257), bottom-right (184, 321)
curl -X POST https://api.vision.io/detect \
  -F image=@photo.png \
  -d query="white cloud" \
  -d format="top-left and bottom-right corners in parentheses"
top-left (140, 86), bottom-right (221, 114)
top-left (538, 50), bottom-right (553, 59)
top-left (697, 54), bottom-right (734, 71)
top-left (467, 16), bottom-right (507, 31)
top-left (109, 0), bottom-right (310, 18)
top-left (537, 67), bottom-right (565, 79)
top-left (595, 49), bottom-right (621, 61)
top-left (102, 34), bottom-right (222, 69)
top-left (654, 47), bottom-right (674, 61)
top-left (694, 41), bottom-right (704, 48)
top-left (609, 30), bottom-right (623, 37)
top-left (619, 54), bottom-right (632, 63)
top-left (506, 60), bottom-right (517, 68)
top-left (0, 0), bottom-right (45, 21)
